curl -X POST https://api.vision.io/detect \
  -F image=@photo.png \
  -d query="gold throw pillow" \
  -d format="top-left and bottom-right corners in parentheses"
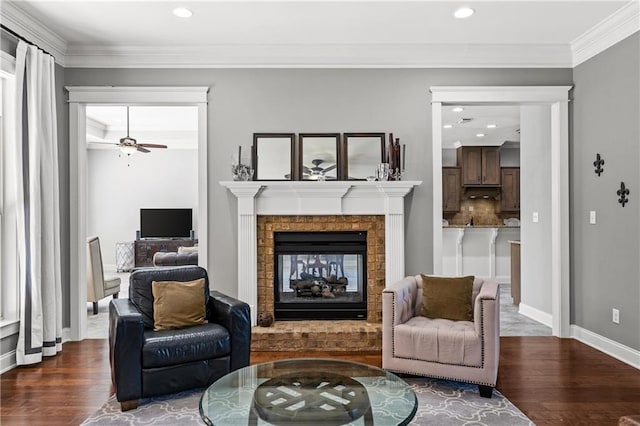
top-left (420, 275), bottom-right (474, 322)
top-left (152, 278), bottom-right (207, 331)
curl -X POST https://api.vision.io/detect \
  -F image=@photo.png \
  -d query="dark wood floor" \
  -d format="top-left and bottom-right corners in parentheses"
top-left (1, 337), bottom-right (639, 425)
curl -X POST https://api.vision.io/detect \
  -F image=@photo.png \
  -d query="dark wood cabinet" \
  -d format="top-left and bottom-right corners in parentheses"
top-left (457, 146), bottom-right (501, 185)
top-left (500, 168), bottom-right (520, 212)
top-left (442, 167), bottom-right (461, 212)
top-left (134, 239), bottom-right (195, 267)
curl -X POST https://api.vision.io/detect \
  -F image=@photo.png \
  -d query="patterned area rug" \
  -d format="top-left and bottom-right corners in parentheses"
top-left (82, 377), bottom-right (532, 425)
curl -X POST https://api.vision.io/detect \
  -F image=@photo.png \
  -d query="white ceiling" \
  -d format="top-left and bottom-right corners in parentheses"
top-left (442, 105), bottom-right (520, 148)
top-left (3, 0), bottom-right (637, 67)
top-left (86, 105), bottom-right (198, 149)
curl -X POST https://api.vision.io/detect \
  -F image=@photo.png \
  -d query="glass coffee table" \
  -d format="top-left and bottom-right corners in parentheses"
top-left (199, 358), bottom-right (417, 425)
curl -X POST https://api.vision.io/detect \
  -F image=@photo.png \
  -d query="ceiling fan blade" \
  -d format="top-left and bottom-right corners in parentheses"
top-left (323, 164), bottom-right (337, 172)
top-left (303, 166), bottom-right (311, 173)
top-left (137, 146), bottom-right (151, 153)
top-left (138, 143), bottom-right (167, 149)
top-left (88, 141), bottom-right (119, 146)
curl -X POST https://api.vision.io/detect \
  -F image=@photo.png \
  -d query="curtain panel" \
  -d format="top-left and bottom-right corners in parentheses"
top-left (14, 41), bottom-right (62, 365)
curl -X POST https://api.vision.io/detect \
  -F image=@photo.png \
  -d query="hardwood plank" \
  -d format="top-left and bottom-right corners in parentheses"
top-left (1, 337), bottom-right (639, 425)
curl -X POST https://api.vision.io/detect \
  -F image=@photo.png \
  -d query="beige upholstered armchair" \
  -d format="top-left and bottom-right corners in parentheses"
top-left (87, 236), bottom-right (121, 315)
top-left (382, 275), bottom-right (500, 397)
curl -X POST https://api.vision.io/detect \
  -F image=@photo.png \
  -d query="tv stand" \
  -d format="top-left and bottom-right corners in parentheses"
top-left (134, 238), bottom-right (195, 267)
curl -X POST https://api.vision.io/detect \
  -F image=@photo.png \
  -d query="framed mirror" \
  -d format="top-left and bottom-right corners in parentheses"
top-left (252, 133), bottom-right (295, 180)
top-left (342, 133), bottom-right (385, 180)
top-left (299, 133), bottom-right (340, 181)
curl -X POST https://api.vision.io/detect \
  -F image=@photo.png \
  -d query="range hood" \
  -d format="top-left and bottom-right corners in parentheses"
top-left (463, 187), bottom-right (501, 200)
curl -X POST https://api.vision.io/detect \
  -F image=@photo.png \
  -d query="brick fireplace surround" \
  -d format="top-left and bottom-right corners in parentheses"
top-left (222, 181), bottom-right (420, 351)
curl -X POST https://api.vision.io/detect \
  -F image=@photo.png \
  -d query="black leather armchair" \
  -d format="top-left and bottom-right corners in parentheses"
top-left (109, 266), bottom-right (251, 411)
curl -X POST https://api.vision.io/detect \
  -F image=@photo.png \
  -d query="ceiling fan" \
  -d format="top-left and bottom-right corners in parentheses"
top-left (91, 106), bottom-right (168, 155)
top-left (303, 159), bottom-right (337, 179)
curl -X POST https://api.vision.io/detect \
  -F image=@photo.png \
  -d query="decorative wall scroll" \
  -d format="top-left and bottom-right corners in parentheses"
top-left (593, 153), bottom-right (604, 176)
top-left (617, 182), bottom-right (630, 207)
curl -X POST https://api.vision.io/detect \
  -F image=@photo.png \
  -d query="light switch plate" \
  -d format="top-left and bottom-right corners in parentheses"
top-left (532, 212), bottom-right (539, 223)
top-left (589, 211), bottom-right (596, 224)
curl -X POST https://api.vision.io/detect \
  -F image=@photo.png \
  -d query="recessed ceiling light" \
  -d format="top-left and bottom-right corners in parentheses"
top-left (452, 107), bottom-right (464, 112)
top-left (454, 7), bottom-right (475, 19)
top-left (443, 124), bottom-right (453, 129)
top-left (486, 124), bottom-right (497, 129)
top-left (173, 7), bottom-right (193, 18)
top-left (476, 133), bottom-right (485, 138)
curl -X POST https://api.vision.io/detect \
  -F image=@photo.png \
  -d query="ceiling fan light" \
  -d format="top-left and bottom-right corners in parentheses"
top-left (454, 7), bottom-right (475, 19)
top-left (119, 145), bottom-right (137, 155)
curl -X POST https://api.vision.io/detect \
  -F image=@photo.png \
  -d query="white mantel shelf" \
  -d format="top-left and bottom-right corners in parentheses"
top-left (221, 180), bottom-right (421, 324)
top-left (221, 181), bottom-right (421, 216)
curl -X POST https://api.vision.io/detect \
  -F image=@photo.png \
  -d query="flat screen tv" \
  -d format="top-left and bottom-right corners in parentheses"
top-left (140, 208), bottom-right (192, 238)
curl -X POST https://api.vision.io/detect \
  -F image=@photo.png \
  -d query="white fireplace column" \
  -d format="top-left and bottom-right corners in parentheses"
top-left (222, 181), bottom-right (421, 325)
top-left (224, 183), bottom-right (262, 323)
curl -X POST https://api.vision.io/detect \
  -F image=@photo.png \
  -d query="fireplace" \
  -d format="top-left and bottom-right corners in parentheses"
top-left (274, 231), bottom-right (367, 320)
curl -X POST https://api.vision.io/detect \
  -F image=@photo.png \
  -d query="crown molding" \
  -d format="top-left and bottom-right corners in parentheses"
top-left (571, 0), bottom-right (640, 67)
top-left (1, 1), bottom-right (67, 65)
top-left (62, 43), bottom-right (572, 68)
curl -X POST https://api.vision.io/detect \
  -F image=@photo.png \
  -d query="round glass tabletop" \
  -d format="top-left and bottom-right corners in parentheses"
top-left (199, 358), bottom-right (417, 426)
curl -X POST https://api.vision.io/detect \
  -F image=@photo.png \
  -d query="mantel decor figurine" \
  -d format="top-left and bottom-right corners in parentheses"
top-left (385, 133), bottom-right (405, 180)
top-left (232, 145), bottom-right (254, 181)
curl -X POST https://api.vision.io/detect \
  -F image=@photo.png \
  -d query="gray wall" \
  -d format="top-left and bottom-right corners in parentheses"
top-left (520, 105), bottom-right (552, 315)
top-left (572, 33), bottom-right (640, 350)
top-left (64, 68), bottom-right (572, 300)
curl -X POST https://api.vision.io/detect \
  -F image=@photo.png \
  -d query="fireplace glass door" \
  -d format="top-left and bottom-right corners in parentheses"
top-left (274, 232), bottom-right (367, 320)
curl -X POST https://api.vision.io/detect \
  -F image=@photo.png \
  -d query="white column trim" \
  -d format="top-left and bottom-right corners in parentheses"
top-left (432, 101), bottom-right (443, 275)
top-left (489, 228), bottom-right (499, 280)
top-left (455, 228), bottom-right (465, 276)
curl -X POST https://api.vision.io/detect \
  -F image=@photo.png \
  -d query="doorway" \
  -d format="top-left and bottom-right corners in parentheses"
top-left (84, 105), bottom-right (200, 337)
top-left (67, 86), bottom-right (209, 341)
top-left (431, 86), bottom-right (571, 338)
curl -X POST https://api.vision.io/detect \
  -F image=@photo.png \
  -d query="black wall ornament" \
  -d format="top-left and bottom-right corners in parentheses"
top-left (593, 153), bottom-right (604, 176)
top-left (617, 182), bottom-right (630, 207)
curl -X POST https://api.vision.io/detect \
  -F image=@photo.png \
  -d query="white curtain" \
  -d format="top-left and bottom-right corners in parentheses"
top-left (14, 41), bottom-right (63, 365)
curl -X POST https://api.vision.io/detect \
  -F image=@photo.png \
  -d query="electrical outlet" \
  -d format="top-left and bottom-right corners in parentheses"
top-left (532, 212), bottom-right (539, 223)
top-left (589, 211), bottom-right (596, 224)
top-left (612, 308), bottom-right (620, 324)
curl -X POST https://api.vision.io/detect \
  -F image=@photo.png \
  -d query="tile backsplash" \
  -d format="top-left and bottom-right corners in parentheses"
top-left (444, 199), bottom-right (520, 226)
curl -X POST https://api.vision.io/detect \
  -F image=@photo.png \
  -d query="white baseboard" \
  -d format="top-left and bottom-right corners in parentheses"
top-left (571, 325), bottom-right (640, 369)
top-left (518, 303), bottom-right (553, 327)
top-left (1, 350), bottom-right (16, 374)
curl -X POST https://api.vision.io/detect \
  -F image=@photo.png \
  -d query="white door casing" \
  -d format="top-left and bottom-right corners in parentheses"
top-left (431, 86), bottom-right (571, 338)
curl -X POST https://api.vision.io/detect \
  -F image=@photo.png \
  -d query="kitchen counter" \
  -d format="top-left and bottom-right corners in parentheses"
top-left (442, 226), bottom-right (520, 282)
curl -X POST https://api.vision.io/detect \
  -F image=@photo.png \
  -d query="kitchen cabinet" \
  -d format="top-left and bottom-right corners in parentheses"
top-left (457, 146), bottom-right (500, 186)
top-left (500, 168), bottom-right (520, 212)
top-left (442, 167), bottom-right (461, 212)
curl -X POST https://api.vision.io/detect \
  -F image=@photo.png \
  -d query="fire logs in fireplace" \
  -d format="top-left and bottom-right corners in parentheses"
top-left (291, 272), bottom-right (348, 298)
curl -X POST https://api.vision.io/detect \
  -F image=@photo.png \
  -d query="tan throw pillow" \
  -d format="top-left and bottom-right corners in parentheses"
top-left (152, 278), bottom-right (207, 331)
top-left (420, 275), bottom-right (474, 322)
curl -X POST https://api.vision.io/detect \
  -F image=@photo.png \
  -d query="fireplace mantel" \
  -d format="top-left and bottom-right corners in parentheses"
top-left (221, 181), bottom-right (421, 324)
